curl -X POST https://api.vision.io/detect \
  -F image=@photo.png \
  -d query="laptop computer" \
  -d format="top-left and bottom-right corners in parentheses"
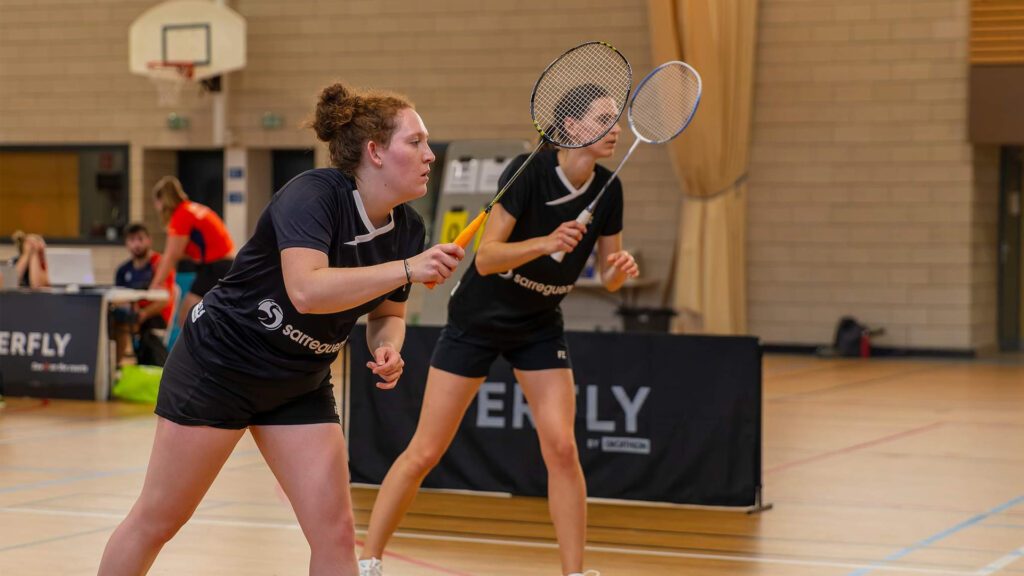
top-left (44, 247), bottom-right (96, 287)
top-left (0, 261), bottom-right (18, 289)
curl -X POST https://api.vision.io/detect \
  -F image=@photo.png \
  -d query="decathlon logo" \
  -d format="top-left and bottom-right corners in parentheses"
top-left (257, 299), bottom-right (284, 330)
top-left (191, 301), bottom-right (206, 323)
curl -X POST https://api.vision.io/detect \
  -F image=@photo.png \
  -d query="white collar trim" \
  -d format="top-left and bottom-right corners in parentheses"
top-left (546, 166), bottom-right (595, 206)
top-left (346, 188), bottom-right (395, 245)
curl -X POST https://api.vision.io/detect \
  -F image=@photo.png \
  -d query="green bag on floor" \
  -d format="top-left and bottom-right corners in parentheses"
top-left (112, 365), bottom-right (163, 404)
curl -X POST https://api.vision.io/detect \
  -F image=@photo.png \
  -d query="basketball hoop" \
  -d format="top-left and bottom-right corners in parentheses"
top-left (146, 61), bottom-right (195, 107)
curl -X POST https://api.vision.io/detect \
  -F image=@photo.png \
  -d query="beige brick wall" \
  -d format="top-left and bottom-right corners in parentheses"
top-left (748, 0), bottom-right (998, 351)
top-left (0, 1), bottom-right (1003, 346)
top-left (0, 0), bottom-right (674, 329)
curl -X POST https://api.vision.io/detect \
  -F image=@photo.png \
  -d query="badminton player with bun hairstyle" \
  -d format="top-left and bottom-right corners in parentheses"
top-left (147, 174), bottom-right (236, 327)
top-left (98, 82), bottom-right (463, 576)
top-left (359, 84), bottom-right (639, 576)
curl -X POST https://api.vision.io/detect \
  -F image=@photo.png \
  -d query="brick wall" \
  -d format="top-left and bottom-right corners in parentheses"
top-left (0, 1), bottom-right (1002, 347)
top-left (0, 0), bottom-right (675, 329)
top-left (748, 0), bottom-right (997, 351)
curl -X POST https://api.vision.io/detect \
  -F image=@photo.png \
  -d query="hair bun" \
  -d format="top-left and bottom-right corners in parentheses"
top-left (313, 82), bottom-right (358, 142)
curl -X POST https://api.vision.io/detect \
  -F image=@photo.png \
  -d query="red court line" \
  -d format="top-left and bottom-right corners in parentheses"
top-left (765, 421), bottom-right (945, 475)
top-left (355, 538), bottom-right (477, 576)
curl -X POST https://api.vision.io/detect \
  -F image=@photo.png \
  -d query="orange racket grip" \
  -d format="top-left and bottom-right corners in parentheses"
top-left (424, 210), bottom-right (487, 289)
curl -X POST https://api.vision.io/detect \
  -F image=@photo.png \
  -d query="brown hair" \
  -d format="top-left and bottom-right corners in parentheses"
top-left (152, 175), bottom-right (188, 223)
top-left (308, 82), bottom-right (413, 176)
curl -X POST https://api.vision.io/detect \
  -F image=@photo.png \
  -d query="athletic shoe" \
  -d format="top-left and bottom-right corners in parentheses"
top-left (359, 557), bottom-right (383, 576)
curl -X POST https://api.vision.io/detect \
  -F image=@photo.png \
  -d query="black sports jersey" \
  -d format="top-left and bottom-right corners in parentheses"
top-left (186, 168), bottom-right (425, 382)
top-left (448, 150), bottom-right (623, 340)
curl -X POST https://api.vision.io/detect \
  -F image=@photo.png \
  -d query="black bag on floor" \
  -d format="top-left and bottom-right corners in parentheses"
top-left (833, 316), bottom-right (867, 357)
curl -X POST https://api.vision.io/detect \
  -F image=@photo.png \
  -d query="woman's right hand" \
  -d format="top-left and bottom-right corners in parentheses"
top-left (542, 221), bottom-right (587, 255)
top-left (406, 243), bottom-right (464, 285)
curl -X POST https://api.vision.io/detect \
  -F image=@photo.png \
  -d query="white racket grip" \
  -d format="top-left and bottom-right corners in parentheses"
top-left (551, 208), bottom-right (594, 262)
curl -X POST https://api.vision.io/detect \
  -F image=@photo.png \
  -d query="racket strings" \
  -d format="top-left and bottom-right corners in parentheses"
top-left (532, 43), bottom-right (631, 149)
top-left (630, 63), bottom-right (701, 144)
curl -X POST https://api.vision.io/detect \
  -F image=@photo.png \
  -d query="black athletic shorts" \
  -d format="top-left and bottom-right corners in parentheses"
top-left (189, 258), bottom-right (234, 297)
top-left (154, 334), bottom-right (339, 429)
top-left (429, 324), bottom-right (572, 378)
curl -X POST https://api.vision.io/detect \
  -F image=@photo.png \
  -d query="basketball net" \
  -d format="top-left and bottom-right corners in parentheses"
top-left (147, 62), bottom-right (195, 107)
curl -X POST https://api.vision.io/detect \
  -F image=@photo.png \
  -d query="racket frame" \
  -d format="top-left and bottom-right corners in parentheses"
top-left (551, 61), bottom-right (702, 263)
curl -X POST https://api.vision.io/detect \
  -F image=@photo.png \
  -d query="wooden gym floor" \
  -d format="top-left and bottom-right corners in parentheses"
top-left (1, 354), bottom-right (1022, 575)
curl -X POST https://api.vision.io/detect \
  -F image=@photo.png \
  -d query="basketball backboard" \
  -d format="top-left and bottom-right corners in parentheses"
top-left (129, 0), bottom-right (246, 82)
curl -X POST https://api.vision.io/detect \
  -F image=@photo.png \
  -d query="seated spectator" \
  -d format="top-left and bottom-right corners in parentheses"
top-left (111, 223), bottom-right (175, 366)
top-left (8, 230), bottom-right (50, 288)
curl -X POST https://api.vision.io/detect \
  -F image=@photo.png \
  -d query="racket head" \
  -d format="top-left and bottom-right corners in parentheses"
top-left (530, 41), bottom-right (632, 149)
top-left (628, 61), bottom-right (702, 144)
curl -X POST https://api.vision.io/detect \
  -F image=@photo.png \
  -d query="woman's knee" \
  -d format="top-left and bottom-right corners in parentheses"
top-left (541, 435), bottom-right (580, 470)
top-left (306, 511), bottom-right (357, 551)
top-left (129, 502), bottom-right (193, 544)
top-left (401, 442), bottom-right (446, 475)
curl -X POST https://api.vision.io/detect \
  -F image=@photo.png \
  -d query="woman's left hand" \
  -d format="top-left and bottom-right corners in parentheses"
top-left (607, 250), bottom-right (639, 279)
top-left (367, 344), bottom-right (404, 390)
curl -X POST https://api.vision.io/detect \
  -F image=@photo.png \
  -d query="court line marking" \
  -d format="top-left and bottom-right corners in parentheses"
top-left (0, 506), bottom-right (473, 576)
top-left (0, 524), bottom-right (115, 553)
top-left (0, 418), bottom-right (152, 446)
top-left (976, 546), bottom-right (1024, 575)
top-left (846, 495), bottom-right (1024, 576)
top-left (354, 538), bottom-right (477, 576)
top-left (0, 450), bottom-right (261, 495)
top-left (766, 421), bottom-right (944, 474)
top-left (0, 506), bottom-right (979, 575)
top-left (20, 491), bottom-right (1003, 558)
top-left (0, 467), bottom-right (147, 495)
top-left (0, 465), bottom-right (98, 474)
top-left (767, 366), bottom-right (940, 402)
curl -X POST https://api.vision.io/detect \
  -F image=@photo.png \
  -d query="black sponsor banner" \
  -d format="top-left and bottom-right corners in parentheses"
top-left (348, 325), bottom-right (761, 507)
top-left (0, 291), bottom-right (103, 399)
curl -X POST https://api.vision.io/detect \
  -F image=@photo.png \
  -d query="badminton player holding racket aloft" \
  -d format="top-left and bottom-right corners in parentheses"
top-left (552, 60), bottom-right (702, 262)
top-left (360, 42), bottom-right (635, 576)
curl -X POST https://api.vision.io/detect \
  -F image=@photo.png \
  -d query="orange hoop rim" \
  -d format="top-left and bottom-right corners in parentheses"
top-left (146, 60), bottom-right (196, 79)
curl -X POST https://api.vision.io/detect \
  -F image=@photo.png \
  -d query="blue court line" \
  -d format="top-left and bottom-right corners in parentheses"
top-left (846, 495), bottom-right (1024, 576)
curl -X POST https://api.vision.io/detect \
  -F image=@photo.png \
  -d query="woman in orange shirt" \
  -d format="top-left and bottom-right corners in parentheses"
top-left (148, 176), bottom-right (236, 326)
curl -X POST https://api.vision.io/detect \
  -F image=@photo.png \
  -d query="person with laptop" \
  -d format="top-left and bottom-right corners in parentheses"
top-left (5, 230), bottom-right (49, 288)
top-left (147, 175), bottom-right (236, 327)
top-left (111, 223), bottom-right (175, 366)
